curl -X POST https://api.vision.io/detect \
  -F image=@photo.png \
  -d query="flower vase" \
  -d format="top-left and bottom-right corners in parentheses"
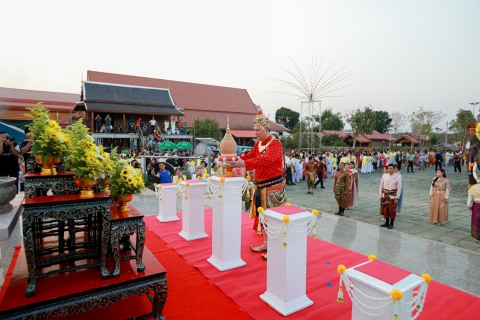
top-left (103, 178), bottom-right (112, 195)
top-left (113, 194), bottom-right (133, 213)
top-left (75, 178), bottom-right (98, 198)
top-left (35, 155), bottom-right (61, 175)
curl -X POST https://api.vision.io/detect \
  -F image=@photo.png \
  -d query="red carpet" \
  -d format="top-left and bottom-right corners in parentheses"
top-left (53, 228), bottom-right (251, 320)
top-left (145, 210), bottom-right (480, 319)
top-left (0, 246), bottom-right (20, 305)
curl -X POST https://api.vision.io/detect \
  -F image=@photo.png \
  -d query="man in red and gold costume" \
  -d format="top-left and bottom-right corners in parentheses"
top-left (231, 105), bottom-right (287, 260)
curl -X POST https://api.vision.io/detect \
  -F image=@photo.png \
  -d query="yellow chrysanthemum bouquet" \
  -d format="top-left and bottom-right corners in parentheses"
top-left (65, 119), bottom-right (113, 181)
top-left (110, 151), bottom-right (145, 198)
top-left (25, 102), bottom-right (71, 161)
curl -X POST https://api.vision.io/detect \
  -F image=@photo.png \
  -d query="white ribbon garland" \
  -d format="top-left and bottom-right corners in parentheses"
top-left (154, 184), bottom-right (179, 200)
top-left (339, 273), bottom-right (429, 319)
top-left (259, 212), bottom-right (316, 242)
top-left (178, 182), bottom-right (207, 200)
top-left (206, 178), bottom-right (248, 202)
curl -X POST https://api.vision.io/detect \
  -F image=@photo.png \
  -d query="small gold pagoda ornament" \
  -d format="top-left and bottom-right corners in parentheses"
top-left (219, 115), bottom-right (238, 176)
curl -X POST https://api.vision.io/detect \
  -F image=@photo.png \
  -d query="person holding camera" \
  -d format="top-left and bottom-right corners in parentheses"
top-left (0, 131), bottom-right (20, 194)
top-left (95, 114), bottom-right (102, 133)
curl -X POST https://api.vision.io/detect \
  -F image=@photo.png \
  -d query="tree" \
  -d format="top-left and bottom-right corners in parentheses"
top-left (280, 134), bottom-right (298, 149)
top-left (312, 108), bottom-right (344, 131)
top-left (408, 107), bottom-right (446, 147)
top-left (345, 106), bottom-right (376, 148)
top-left (390, 111), bottom-right (407, 134)
top-left (449, 109), bottom-right (476, 148)
top-left (292, 120), bottom-right (309, 134)
top-left (372, 110), bottom-right (392, 134)
top-left (193, 118), bottom-right (221, 141)
top-left (322, 134), bottom-right (346, 147)
top-left (275, 107), bottom-right (299, 130)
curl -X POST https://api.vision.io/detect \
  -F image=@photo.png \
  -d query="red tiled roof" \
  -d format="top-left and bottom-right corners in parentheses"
top-left (394, 134), bottom-right (418, 144)
top-left (344, 133), bottom-right (371, 143)
top-left (0, 87), bottom-right (79, 120)
top-left (365, 130), bottom-right (395, 141)
top-left (318, 130), bottom-right (347, 138)
top-left (318, 130), bottom-right (371, 143)
top-left (87, 71), bottom-right (289, 132)
top-left (230, 130), bottom-right (257, 138)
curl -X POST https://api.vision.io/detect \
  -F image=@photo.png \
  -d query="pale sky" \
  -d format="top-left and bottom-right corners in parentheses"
top-left (1, 0), bottom-right (479, 131)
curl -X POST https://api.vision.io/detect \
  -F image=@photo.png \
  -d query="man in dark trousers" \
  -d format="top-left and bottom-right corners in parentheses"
top-left (435, 150), bottom-right (443, 171)
top-left (314, 156), bottom-right (325, 189)
top-left (453, 153), bottom-right (461, 173)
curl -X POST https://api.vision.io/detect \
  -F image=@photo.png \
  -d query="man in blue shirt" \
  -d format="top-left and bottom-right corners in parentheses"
top-left (151, 163), bottom-right (171, 183)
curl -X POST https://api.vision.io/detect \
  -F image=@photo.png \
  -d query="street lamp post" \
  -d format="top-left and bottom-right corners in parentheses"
top-left (470, 102), bottom-right (479, 117)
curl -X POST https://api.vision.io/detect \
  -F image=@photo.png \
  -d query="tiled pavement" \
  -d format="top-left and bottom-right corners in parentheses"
top-left (281, 164), bottom-right (477, 252)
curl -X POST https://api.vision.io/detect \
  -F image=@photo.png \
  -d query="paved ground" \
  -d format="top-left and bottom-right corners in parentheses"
top-left (283, 164), bottom-right (478, 252)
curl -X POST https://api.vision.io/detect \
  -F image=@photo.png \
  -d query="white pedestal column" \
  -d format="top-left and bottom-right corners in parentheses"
top-left (178, 180), bottom-right (208, 241)
top-left (156, 183), bottom-right (179, 222)
top-left (346, 261), bottom-right (424, 320)
top-left (207, 176), bottom-right (246, 271)
top-left (260, 207), bottom-right (314, 316)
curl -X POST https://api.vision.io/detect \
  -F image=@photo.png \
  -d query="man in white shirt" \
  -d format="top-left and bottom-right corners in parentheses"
top-left (285, 154), bottom-right (295, 186)
top-left (378, 164), bottom-right (402, 229)
top-left (149, 117), bottom-right (157, 134)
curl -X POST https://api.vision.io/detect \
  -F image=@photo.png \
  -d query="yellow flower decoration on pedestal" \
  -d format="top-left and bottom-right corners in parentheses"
top-left (421, 273), bottom-right (431, 283)
top-left (312, 209), bottom-right (319, 216)
top-left (390, 289), bottom-right (403, 301)
top-left (285, 202), bottom-right (291, 206)
top-left (197, 176), bottom-right (201, 180)
top-left (368, 254), bottom-right (377, 261)
top-left (246, 175), bottom-right (251, 181)
top-left (220, 177), bottom-right (225, 183)
top-left (337, 265), bottom-right (346, 274)
top-left (186, 182), bottom-right (190, 186)
top-left (153, 183), bottom-right (157, 187)
top-left (282, 215), bottom-right (290, 223)
top-left (257, 207), bottom-right (264, 213)
top-left (203, 173), bottom-right (210, 178)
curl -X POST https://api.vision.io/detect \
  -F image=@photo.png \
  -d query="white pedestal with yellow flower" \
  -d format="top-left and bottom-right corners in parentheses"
top-left (206, 175), bottom-right (248, 271)
top-left (336, 258), bottom-right (430, 320)
top-left (259, 205), bottom-right (317, 316)
top-left (178, 179), bottom-right (208, 241)
top-left (155, 183), bottom-right (179, 222)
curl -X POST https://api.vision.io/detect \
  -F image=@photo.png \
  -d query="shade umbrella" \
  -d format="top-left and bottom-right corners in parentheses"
top-left (176, 141), bottom-right (193, 149)
top-left (158, 141), bottom-right (177, 150)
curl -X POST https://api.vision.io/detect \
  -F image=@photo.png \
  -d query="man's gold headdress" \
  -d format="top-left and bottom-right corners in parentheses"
top-left (253, 104), bottom-right (270, 130)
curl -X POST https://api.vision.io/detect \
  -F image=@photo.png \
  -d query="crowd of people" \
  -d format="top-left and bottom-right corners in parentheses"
top-left (93, 115), bottom-right (188, 137)
top-left (272, 147), bottom-right (463, 238)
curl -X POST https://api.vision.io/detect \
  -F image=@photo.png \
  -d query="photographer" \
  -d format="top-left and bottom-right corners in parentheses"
top-left (0, 131), bottom-right (20, 194)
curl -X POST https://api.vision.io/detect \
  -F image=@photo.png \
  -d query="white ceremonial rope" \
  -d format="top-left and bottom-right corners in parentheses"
top-left (155, 185), bottom-right (179, 199)
top-left (259, 213), bottom-right (317, 242)
top-left (341, 274), bottom-right (392, 316)
top-left (206, 178), bottom-right (248, 202)
top-left (178, 183), bottom-right (207, 198)
top-left (341, 273), bottom-right (430, 319)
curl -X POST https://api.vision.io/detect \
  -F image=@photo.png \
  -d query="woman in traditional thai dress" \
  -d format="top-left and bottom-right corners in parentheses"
top-left (332, 154), bottom-right (338, 179)
top-left (378, 152), bottom-right (384, 171)
top-left (414, 152), bottom-right (420, 169)
top-left (326, 154), bottom-right (333, 173)
top-left (468, 183), bottom-right (480, 243)
top-left (368, 154), bottom-right (374, 173)
top-left (361, 155), bottom-right (369, 173)
top-left (429, 151), bottom-right (435, 167)
top-left (428, 169), bottom-right (450, 225)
